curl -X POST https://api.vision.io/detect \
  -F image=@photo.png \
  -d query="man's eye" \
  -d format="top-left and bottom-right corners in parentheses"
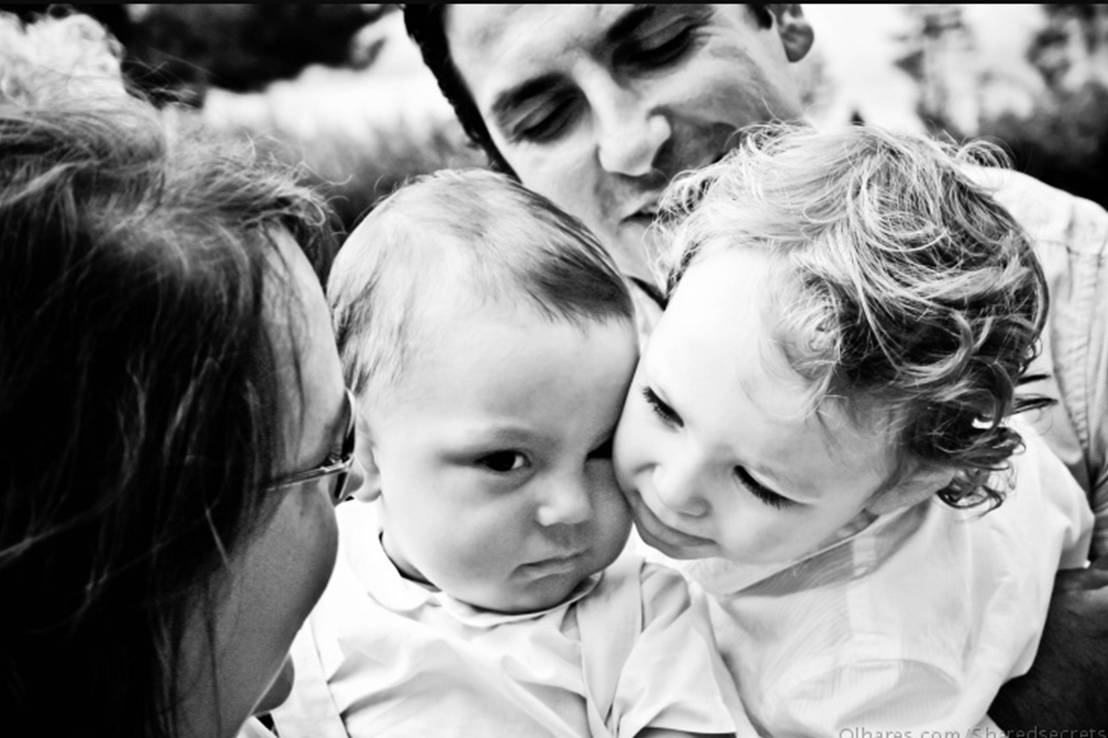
top-left (587, 436), bottom-right (614, 460)
top-left (510, 97), bottom-right (580, 144)
top-left (477, 451), bottom-right (529, 473)
top-left (642, 387), bottom-right (683, 428)
top-left (734, 466), bottom-right (791, 510)
top-left (623, 26), bottom-right (699, 69)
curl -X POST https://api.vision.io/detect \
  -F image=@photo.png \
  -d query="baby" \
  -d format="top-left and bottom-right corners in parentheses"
top-left (271, 169), bottom-right (747, 738)
top-left (614, 124), bottom-right (1094, 735)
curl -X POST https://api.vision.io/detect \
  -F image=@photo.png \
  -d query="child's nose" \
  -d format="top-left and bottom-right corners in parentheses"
top-left (653, 462), bottom-right (710, 518)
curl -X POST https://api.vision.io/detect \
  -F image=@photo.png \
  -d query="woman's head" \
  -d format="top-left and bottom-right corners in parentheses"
top-left (0, 96), bottom-right (345, 737)
top-left (615, 124), bottom-right (1050, 564)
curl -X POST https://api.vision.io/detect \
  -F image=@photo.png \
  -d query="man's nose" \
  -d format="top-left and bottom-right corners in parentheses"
top-left (536, 473), bottom-right (594, 528)
top-left (592, 85), bottom-right (672, 177)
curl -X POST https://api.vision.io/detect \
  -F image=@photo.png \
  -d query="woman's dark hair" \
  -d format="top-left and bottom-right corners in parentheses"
top-left (0, 95), bottom-right (335, 737)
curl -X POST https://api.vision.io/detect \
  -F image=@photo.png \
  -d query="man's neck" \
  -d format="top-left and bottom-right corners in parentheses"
top-left (608, 237), bottom-right (657, 286)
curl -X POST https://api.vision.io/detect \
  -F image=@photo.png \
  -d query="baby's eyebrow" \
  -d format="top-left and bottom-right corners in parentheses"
top-left (444, 422), bottom-right (546, 449)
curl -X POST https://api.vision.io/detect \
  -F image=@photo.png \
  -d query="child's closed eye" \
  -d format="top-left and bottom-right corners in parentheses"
top-left (476, 451), bottom-right (529, 473)
top-left (642, 387), bottom-right (683, 427)
top-left (734, 466), bottom-right (792, 509)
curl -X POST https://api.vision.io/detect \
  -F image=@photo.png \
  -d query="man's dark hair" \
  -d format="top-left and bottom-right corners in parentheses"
top-left (403, 4), bottom-right (515, 174)
top-left (402, 4), bottom-right (778, 178)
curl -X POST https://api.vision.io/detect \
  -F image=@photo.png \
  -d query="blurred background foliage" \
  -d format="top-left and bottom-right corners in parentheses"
top-left (888, 4), bottom-right (1108, 214)
top-left (1, 3), bottom-right (1105, 236)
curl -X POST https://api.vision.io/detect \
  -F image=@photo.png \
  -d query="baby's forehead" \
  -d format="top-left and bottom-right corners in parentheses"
top-left (376, 297), bottom-right (637, 424)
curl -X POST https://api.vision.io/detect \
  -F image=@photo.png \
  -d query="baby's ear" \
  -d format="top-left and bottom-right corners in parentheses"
top-left (350, 404), bottom-right (382, 502)
top-left (864, 465), bottom-right (956, 516)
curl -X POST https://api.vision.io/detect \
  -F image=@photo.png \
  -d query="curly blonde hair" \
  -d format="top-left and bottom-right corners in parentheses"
top-left (658, 123), bottom-right (1051, 509)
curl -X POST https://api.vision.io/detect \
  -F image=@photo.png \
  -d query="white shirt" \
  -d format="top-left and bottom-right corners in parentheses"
top-left (272, 500), bottom-right (747, 738)
top-left (672, 423), bottom-right (1093, 737)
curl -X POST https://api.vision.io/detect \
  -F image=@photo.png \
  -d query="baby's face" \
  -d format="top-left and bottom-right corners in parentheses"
top-left (614, 247), bottom-right (897, 565)
top-left (365, 301), bottom-right (637, 613)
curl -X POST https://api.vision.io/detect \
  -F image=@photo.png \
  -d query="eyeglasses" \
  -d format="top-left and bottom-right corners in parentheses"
top-left (267, 388), bottom-right (356, 505)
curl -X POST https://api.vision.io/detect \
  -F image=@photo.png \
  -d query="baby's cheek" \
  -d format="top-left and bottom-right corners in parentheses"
top-left (597, 492), bottom-right (634, 561)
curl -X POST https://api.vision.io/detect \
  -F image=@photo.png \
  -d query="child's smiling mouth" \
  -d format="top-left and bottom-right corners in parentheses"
top-left (624, 488), bottom-right (717, 558)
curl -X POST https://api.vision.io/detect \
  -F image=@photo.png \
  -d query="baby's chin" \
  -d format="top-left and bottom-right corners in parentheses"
top-left (462, 557), bottom-right (615, 615)
top-left (461, 579), bottom-right (582, 615)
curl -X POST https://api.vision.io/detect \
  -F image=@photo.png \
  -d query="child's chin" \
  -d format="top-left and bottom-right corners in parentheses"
top-left (631, 518), bottom-right (717, 561)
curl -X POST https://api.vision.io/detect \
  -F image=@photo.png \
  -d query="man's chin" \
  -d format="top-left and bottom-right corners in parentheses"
top-left (610, 220), bottom-right (662, 283)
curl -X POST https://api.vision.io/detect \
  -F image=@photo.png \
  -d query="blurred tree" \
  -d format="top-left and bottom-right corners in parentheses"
top-left (895, 5), bottom-right (978, 134)
top-left (127, 5), bottom-right (385, 96)
top-left (0, 3), bottom-right (386, 105)
top-left (988, 81), bottom-right (1108, 210)
top-left (0, 4), bottom-right (479, 235)
top-left (982, 5), bottom-right (1108, 209)
top-left (893, 3), bottom-right (1108, 209)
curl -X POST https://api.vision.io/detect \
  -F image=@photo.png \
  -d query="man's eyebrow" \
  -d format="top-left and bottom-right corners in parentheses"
top-left (606, 4), bottom-right (657, 43)
top-left (490, 72), bottom-right (562, 125)
top-left (609, 4), bottom-right (712, 44)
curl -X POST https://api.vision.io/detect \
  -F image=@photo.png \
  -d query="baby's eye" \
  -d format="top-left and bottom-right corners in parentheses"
top-left (476, 451), bottom-right (529, 473)
top-left (587, 436), bottom-right (614, 460)
top-left (642, 387), bottom-right (683, 428)
top-left (734, 466), bottom-right (792, 510)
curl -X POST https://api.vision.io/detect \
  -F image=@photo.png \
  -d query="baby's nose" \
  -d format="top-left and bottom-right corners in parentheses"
top-left (536, 477), bottom-right (593, 528)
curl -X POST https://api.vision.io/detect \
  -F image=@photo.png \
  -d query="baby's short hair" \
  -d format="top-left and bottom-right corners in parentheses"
top-left (659, 123), bottom-right (1050, 508)
top-left (329, 168), bottom-right (633, 408)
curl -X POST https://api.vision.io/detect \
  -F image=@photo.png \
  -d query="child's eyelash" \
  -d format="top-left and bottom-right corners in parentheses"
top-left (734, 466), bottom-right (790, 509)
top-left (642, 387), bottom-right (682, 427)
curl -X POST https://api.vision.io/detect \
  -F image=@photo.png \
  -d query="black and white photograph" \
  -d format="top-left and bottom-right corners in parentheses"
top-left (2, 4), bottom-right (1106, 737)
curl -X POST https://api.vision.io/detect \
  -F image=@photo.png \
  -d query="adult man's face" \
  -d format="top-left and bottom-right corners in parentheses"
top-left (444, 4), bottom-right (813, 280)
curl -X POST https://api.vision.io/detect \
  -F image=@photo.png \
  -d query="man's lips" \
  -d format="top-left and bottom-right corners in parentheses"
top-left (621, 207), bottom-right (658, 228)
top-left (619, 149), bottom-right (734, 227)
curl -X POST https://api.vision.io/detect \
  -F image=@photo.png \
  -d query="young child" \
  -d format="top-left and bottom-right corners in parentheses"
top-left (614, 124), bottom-right (1095, 736)
top-left (271, 169), bottom-right (748, 738)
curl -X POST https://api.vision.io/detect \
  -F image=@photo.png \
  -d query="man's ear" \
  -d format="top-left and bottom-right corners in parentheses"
top-left (351, 405), bottom-right (382, 502)
top-left (766, 4), bottom-right (815, 63)
top-left (864, 466), bottom-right (956, 516)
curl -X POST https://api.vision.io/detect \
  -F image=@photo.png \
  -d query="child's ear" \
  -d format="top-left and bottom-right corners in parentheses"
top-left (351, 405), bottom-right (382, 503)
top-left (864, 466), bottom-right (956, 516)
